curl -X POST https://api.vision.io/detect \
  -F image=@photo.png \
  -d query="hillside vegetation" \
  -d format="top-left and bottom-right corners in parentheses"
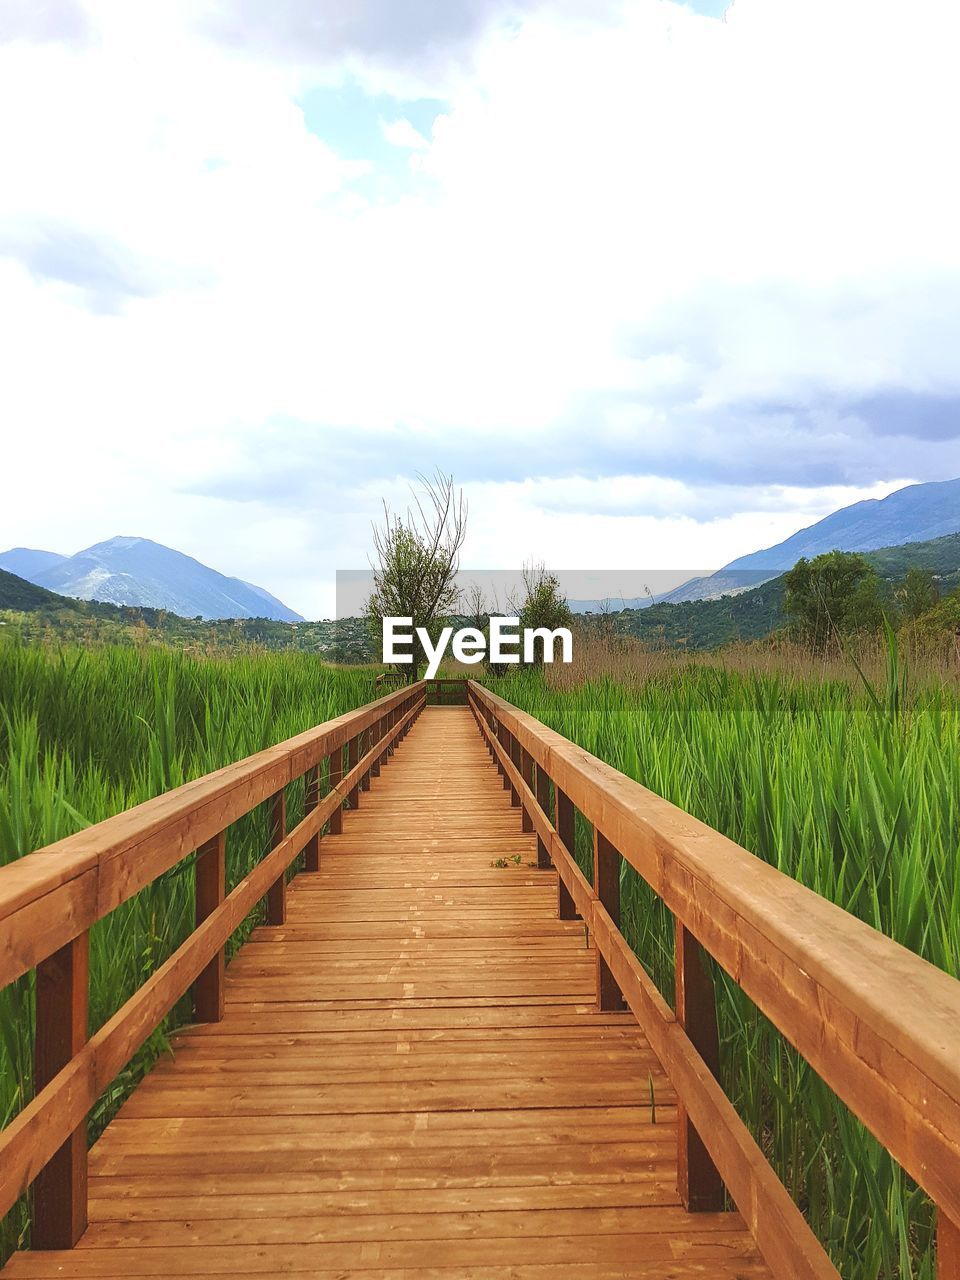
top-left (589, 532), bottom-right (960, 650)
top-left (4, 531), bottom-right (960, 659)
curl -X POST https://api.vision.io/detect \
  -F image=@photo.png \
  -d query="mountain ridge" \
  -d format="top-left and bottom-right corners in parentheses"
top-left (725, 477), bottom-right (960, 572)
top-left (662, 477), bottom-right (960, 603)
top-left (0, 536), bottom-right (303, 622)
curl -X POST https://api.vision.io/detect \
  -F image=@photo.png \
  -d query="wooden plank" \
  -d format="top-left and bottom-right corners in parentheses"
top-left (2, 1228), bottom-right (774, 1276)
top-left (193, 832), bottom-right (225, 1024)
top-left (32, 932), bottom-right (89, 1249)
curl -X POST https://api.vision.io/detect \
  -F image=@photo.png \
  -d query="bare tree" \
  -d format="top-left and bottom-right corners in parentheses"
top-left (366, 472), bottom-right (467, 680)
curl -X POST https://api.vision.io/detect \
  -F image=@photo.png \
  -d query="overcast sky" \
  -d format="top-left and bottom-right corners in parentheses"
top-left (2, 0), bottom-right (959, 617)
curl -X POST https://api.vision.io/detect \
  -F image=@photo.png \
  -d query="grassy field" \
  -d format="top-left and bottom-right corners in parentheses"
top-left (0, 640), bottom-right (382, 1259)
top-left (488, 648), bottom-right (959, 1279)
top-left (1, 636), bottom-right (957, 1275)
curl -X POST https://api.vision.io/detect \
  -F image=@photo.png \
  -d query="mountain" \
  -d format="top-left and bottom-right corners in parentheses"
top-left (600, 530), bottom-right (960, 651)
top-left (726, 477), bottom-right (960, 572)
top-left (2, 536), bottom-right (304, 622)
top-left (673, 477), bottom-right (960, 602)
top-left (0, 548), bottom-right (69, 579)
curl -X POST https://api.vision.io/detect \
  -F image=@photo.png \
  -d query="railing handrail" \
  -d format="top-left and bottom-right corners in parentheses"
top-left (467, 680), bottom-right (960, 1243)
top-left (0, 681), bottom-right (425, 991)
top-left (0, 681), bottom-right (428, 1243)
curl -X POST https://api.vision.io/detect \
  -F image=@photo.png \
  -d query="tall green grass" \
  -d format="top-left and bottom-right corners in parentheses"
top-left (490, 659), bottom-right (959, 1280)
top-left (0, 640), bottom-right (380, 1258)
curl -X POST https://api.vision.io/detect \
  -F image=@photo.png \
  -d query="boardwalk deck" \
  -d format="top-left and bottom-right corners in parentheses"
top-left (4, 705), bottom-right (772, 1278)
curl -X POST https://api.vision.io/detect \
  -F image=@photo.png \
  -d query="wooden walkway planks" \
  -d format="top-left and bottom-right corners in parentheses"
top-left (4, 705), bottom-right (772, 1279)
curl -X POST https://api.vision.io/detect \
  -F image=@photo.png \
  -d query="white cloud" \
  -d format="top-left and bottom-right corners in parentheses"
top-left (1, 0), bottom-right (959, 617)
top-left (379, 117), bottom-right (431, 150)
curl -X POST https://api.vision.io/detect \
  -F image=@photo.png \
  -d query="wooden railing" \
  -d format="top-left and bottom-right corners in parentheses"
top-left (375, 675), bottom-right (467, 704)
top-left (426, 677), bottom-right (468, 705)
top-left (0, 681), bottom-right (426, 1249)
top-left (467, 680), bottom-right (960, 1280)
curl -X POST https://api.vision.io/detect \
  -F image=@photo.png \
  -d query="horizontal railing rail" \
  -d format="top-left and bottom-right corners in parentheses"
top-left (426, 677), bottom-right (469, 705)
top-left (0, 681), bottom-right (427, 1250)
top-left (467, 679), bottom-right (960, 1280)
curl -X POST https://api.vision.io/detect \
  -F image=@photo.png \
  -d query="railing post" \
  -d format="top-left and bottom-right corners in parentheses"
top-left (265, 790), bottom-right (287, 926)
top-left (371, 716), bottom-right (382, 776)
top-left (328, 747), bottom-right (343, 834)
top-left (194, 831), bottom-right (226, 1021)
top-left (508, 736), bottom-right (521, 808)
top-left (347, 735), bottom-right (360, 809)
top-left (554, 787), bottom-right (578, 920)
top-left (519, 747), bottom-right (534, 832)
top-left (360, 728), bottom-right (371, 791)
top-left (940, 1211), bottom-right (960, 1279)
top-left (304, 765), bottom-right (320, 872)
top-left (535, 765), bottom-right (552, 869)
top-left (593, 830), bottom-right (626, 1010)
top-left (32, 931), bottom-right (89, 1249)
top-left (497, 722), bottom-right (510, 789)
top-left (675, 919), bottom-right (725, 1211)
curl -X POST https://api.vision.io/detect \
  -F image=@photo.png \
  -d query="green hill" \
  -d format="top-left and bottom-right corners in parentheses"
top-left (600, 531), bottom-right (960, 650)
top-left (6, 529), bottom-right (960, 658)
top-left (0, 568), bottom-right (77, 613)
top-left (0, 570), bottom-right (374, 660)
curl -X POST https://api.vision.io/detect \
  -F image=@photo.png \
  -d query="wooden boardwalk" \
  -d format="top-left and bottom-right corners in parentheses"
top-left (4, 705), bottom-right (771, 1278)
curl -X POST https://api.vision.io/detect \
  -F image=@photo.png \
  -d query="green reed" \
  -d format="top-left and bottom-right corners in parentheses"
top-left (489, 657), bottom-right (959, 1279)
top-left (0, 639), bottom-right (379, 1258)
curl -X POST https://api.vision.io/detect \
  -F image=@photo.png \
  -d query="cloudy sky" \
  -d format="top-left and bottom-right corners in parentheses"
top-left (2, 0), bottom-right (959, 617)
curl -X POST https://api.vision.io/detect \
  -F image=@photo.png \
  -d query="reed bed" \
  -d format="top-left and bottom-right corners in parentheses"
top-left (0, 641), bottom-right (379, 1258)
top-left (489, 650), bottom-right (959, 1279)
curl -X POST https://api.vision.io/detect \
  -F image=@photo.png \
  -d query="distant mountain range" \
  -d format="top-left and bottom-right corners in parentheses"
top-left (587, 530), bottom-right (960, 651)
top-left (626, 477), bottom-right (960, 608)
top-left (727, 477), bottom-right (960, 571)
top-left (0, 536), bottom-right (303, 622)
top-left (3, 529), bottom-right (960, 657)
